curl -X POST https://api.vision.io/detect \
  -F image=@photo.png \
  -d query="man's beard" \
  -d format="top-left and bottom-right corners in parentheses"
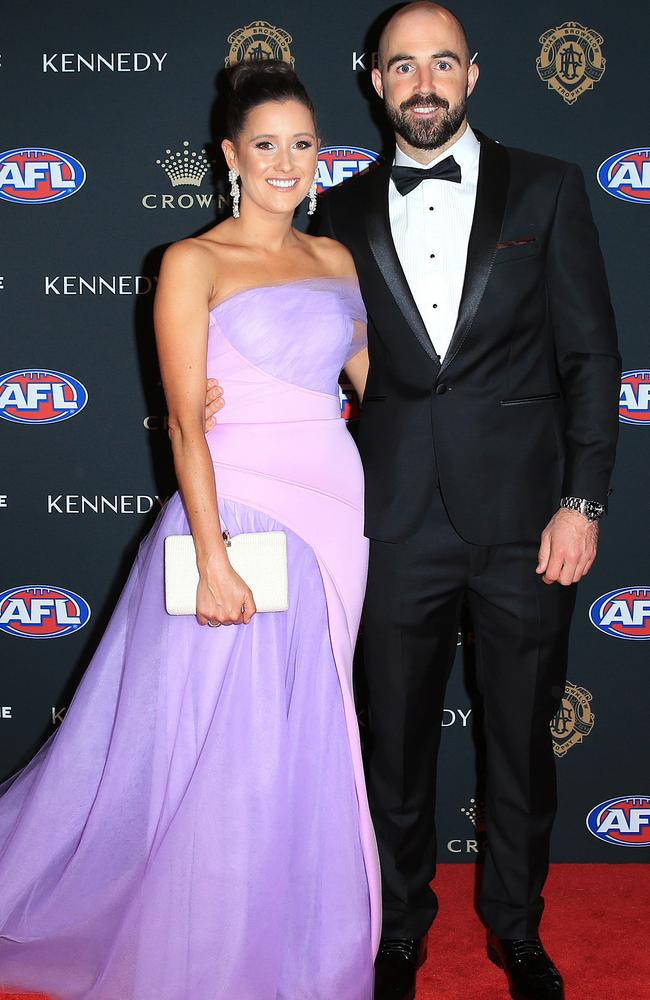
top-left (385, 92), bottom-right (466, 151)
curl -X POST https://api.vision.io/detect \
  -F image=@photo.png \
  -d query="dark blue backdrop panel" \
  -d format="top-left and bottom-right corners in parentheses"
top-left (1, 1), bottom-right (648, 862)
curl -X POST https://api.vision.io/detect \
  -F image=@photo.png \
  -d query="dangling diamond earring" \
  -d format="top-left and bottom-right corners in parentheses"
top-left (307, 168), bottom-right (318, 216)
top-left (228, 167), bottom-right (240, 219)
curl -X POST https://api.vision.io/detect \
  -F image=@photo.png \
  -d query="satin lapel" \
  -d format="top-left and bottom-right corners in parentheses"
top-left (364, 163), bottom-right (440, 366)
top-left (440, 134), bottom-right (510, 374)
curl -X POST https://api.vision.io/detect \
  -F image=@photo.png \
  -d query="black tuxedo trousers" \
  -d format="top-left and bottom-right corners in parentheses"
top-left (363, 488), bottom-right (576, 939)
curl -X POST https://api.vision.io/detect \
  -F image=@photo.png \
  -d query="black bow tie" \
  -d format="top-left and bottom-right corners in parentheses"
top-left (391, 155), bottom-right (462, 196)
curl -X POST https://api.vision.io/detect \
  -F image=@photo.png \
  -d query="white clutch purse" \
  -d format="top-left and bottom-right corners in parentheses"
top-left (164, 530), bottom-right (289, 615)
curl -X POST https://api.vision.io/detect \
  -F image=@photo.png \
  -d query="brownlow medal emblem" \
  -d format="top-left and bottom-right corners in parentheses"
top-left (536, 22), bottom-right (606, 105)
top-left (551, 681), bottom-right (595, 758)
top-left (225, 21), bottom-right (294, 68)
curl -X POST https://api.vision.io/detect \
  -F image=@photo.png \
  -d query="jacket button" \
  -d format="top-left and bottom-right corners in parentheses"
top-left (435, 383), bottom-right (448, 395)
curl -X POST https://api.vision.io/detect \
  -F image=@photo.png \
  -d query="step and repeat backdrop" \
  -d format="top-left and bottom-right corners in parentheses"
top-left (1, 1), bottom-right (648, 862)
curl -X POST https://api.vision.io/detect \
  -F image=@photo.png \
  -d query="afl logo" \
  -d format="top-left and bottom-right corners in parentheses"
top-left (339, 385), bottom-right (361, 422)
top-left (316, 146), bottom-right (380, 194)
top-left (0, 370), bottom-right (88, 425)
top-left (589, 587), bottom-right (650, 640)
top-left (0, 586), bottom-right (91, 639)
top-left (0, 148), bottom-right (86, 204)
top-left (619, 370), bottom-right (650, 425)
top-left (586, 796), bottom-right (650, 847)
top-left (597, 148), bottom-right (650, 204)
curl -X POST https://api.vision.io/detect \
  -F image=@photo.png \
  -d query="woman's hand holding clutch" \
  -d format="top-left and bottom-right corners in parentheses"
top-left (196, 563), bottom-right (256, 627)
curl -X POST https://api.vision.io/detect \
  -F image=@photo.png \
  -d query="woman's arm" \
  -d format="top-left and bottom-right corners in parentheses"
top-left (344, 347), bottom-right (369, 403)
top-left (316, 238), bottom-right (370, 403)
top-left (155, 241), bottom-right (255, 625)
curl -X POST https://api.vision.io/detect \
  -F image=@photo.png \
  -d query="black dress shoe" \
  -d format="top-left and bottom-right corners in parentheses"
top-left (374, 937), bottom-right (427, 1000)
top-left (487, 931), bottom-right (564, 1000)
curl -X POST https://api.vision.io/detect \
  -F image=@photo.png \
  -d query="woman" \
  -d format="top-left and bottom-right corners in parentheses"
top-left (0, 61), bottom-right (379, 999)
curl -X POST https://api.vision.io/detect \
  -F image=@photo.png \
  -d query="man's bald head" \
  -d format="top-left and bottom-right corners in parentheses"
top-left (378, 2), bottom-right (471, 69)
top-left (371, 0), bottom-right (479, 161)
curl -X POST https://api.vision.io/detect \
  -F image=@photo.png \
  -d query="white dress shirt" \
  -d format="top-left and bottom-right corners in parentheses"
top-left (388, 124), bottom-right (480, 361)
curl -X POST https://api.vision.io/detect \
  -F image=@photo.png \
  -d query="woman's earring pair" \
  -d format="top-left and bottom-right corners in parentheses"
top-left (228, 167), bottom-right (319, 219)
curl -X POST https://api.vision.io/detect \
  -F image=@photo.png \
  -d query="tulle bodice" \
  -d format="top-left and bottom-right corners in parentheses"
top-left (207, 277), bottom-right (367, 426)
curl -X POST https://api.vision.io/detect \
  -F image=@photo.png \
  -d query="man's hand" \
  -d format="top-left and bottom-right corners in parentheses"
top-left (536, 508), bottom-right (599, 586)
top-left (205, 377), bottom-right (224, 432)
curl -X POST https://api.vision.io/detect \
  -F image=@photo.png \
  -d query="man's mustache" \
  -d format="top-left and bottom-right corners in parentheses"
top-left (400, 94), bottom-right (449, 112)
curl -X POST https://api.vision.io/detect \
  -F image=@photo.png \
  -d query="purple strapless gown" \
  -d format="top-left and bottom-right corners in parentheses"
top-left (0, 278), bottom-right (380, 1000)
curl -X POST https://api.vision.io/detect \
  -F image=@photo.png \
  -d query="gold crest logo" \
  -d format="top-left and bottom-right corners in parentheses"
top-left (551, 681), bottom-right (595, 758)
top-left (536, 22), bottom-right (606, 105)
top-left (225, 20), bottom-right (294, 68)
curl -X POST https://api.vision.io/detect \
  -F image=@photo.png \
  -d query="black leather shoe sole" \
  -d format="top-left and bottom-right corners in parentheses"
top-left (374, 940), bottom-right (428, 1000)
top-left (487, 943), bottom-right (562, 1000)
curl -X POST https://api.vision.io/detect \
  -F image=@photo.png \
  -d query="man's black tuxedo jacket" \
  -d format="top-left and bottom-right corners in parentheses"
top-left (319, 131), bottom-right (621, 545)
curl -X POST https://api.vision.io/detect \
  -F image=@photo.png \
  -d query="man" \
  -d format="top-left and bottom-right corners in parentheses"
top-left (316, 4), bottom-right (620, 999)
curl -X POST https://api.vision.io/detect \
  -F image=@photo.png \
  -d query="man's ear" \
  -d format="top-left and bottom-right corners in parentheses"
top-left (371, 67), bottom-right (384, 100)
top-left (466, 62), bottom-right (479, 99)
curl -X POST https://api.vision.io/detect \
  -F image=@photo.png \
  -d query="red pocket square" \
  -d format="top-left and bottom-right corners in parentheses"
top-left (496, 237), bottom-right (537, 249)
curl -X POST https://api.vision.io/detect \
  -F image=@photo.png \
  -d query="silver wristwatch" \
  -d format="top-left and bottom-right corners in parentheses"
top-left (559, 496), bottom-right (605, 521)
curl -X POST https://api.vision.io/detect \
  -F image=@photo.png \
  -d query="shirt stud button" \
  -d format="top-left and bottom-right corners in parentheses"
top-left (430, 253), bottom-right (436, 258)
top-left (429, 206), bottom-right (434, 211)
top-left (432, 303), bottom-right (438, 309)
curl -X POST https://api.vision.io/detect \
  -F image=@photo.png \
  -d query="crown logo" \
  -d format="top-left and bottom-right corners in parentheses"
top-left (460, 797), bottom-right (486, 832)
top-left (156, 141), bottom-right (211, 187)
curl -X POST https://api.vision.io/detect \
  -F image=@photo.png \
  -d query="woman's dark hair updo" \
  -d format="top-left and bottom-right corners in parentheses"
top-left (225, 60), bottom-right (317, 140)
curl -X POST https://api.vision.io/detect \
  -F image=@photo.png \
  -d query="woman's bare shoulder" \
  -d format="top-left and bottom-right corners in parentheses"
top-left (160, 223), bottom-right (241, 298)
top-left (163, 223), bottom-right (235, 268)
top-left (304, 233), bottom-right (357, 279)
top-left (160, 236), bottom-right (214, 279)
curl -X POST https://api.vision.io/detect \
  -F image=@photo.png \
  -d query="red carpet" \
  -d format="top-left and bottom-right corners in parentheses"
top-left (1, 864), bottom-right (648, 999)
top-left (418, 864), bottom-right (649, 999)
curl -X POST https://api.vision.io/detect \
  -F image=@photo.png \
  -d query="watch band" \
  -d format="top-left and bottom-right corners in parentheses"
top-left (560, 496), bottom-right (605, 521)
